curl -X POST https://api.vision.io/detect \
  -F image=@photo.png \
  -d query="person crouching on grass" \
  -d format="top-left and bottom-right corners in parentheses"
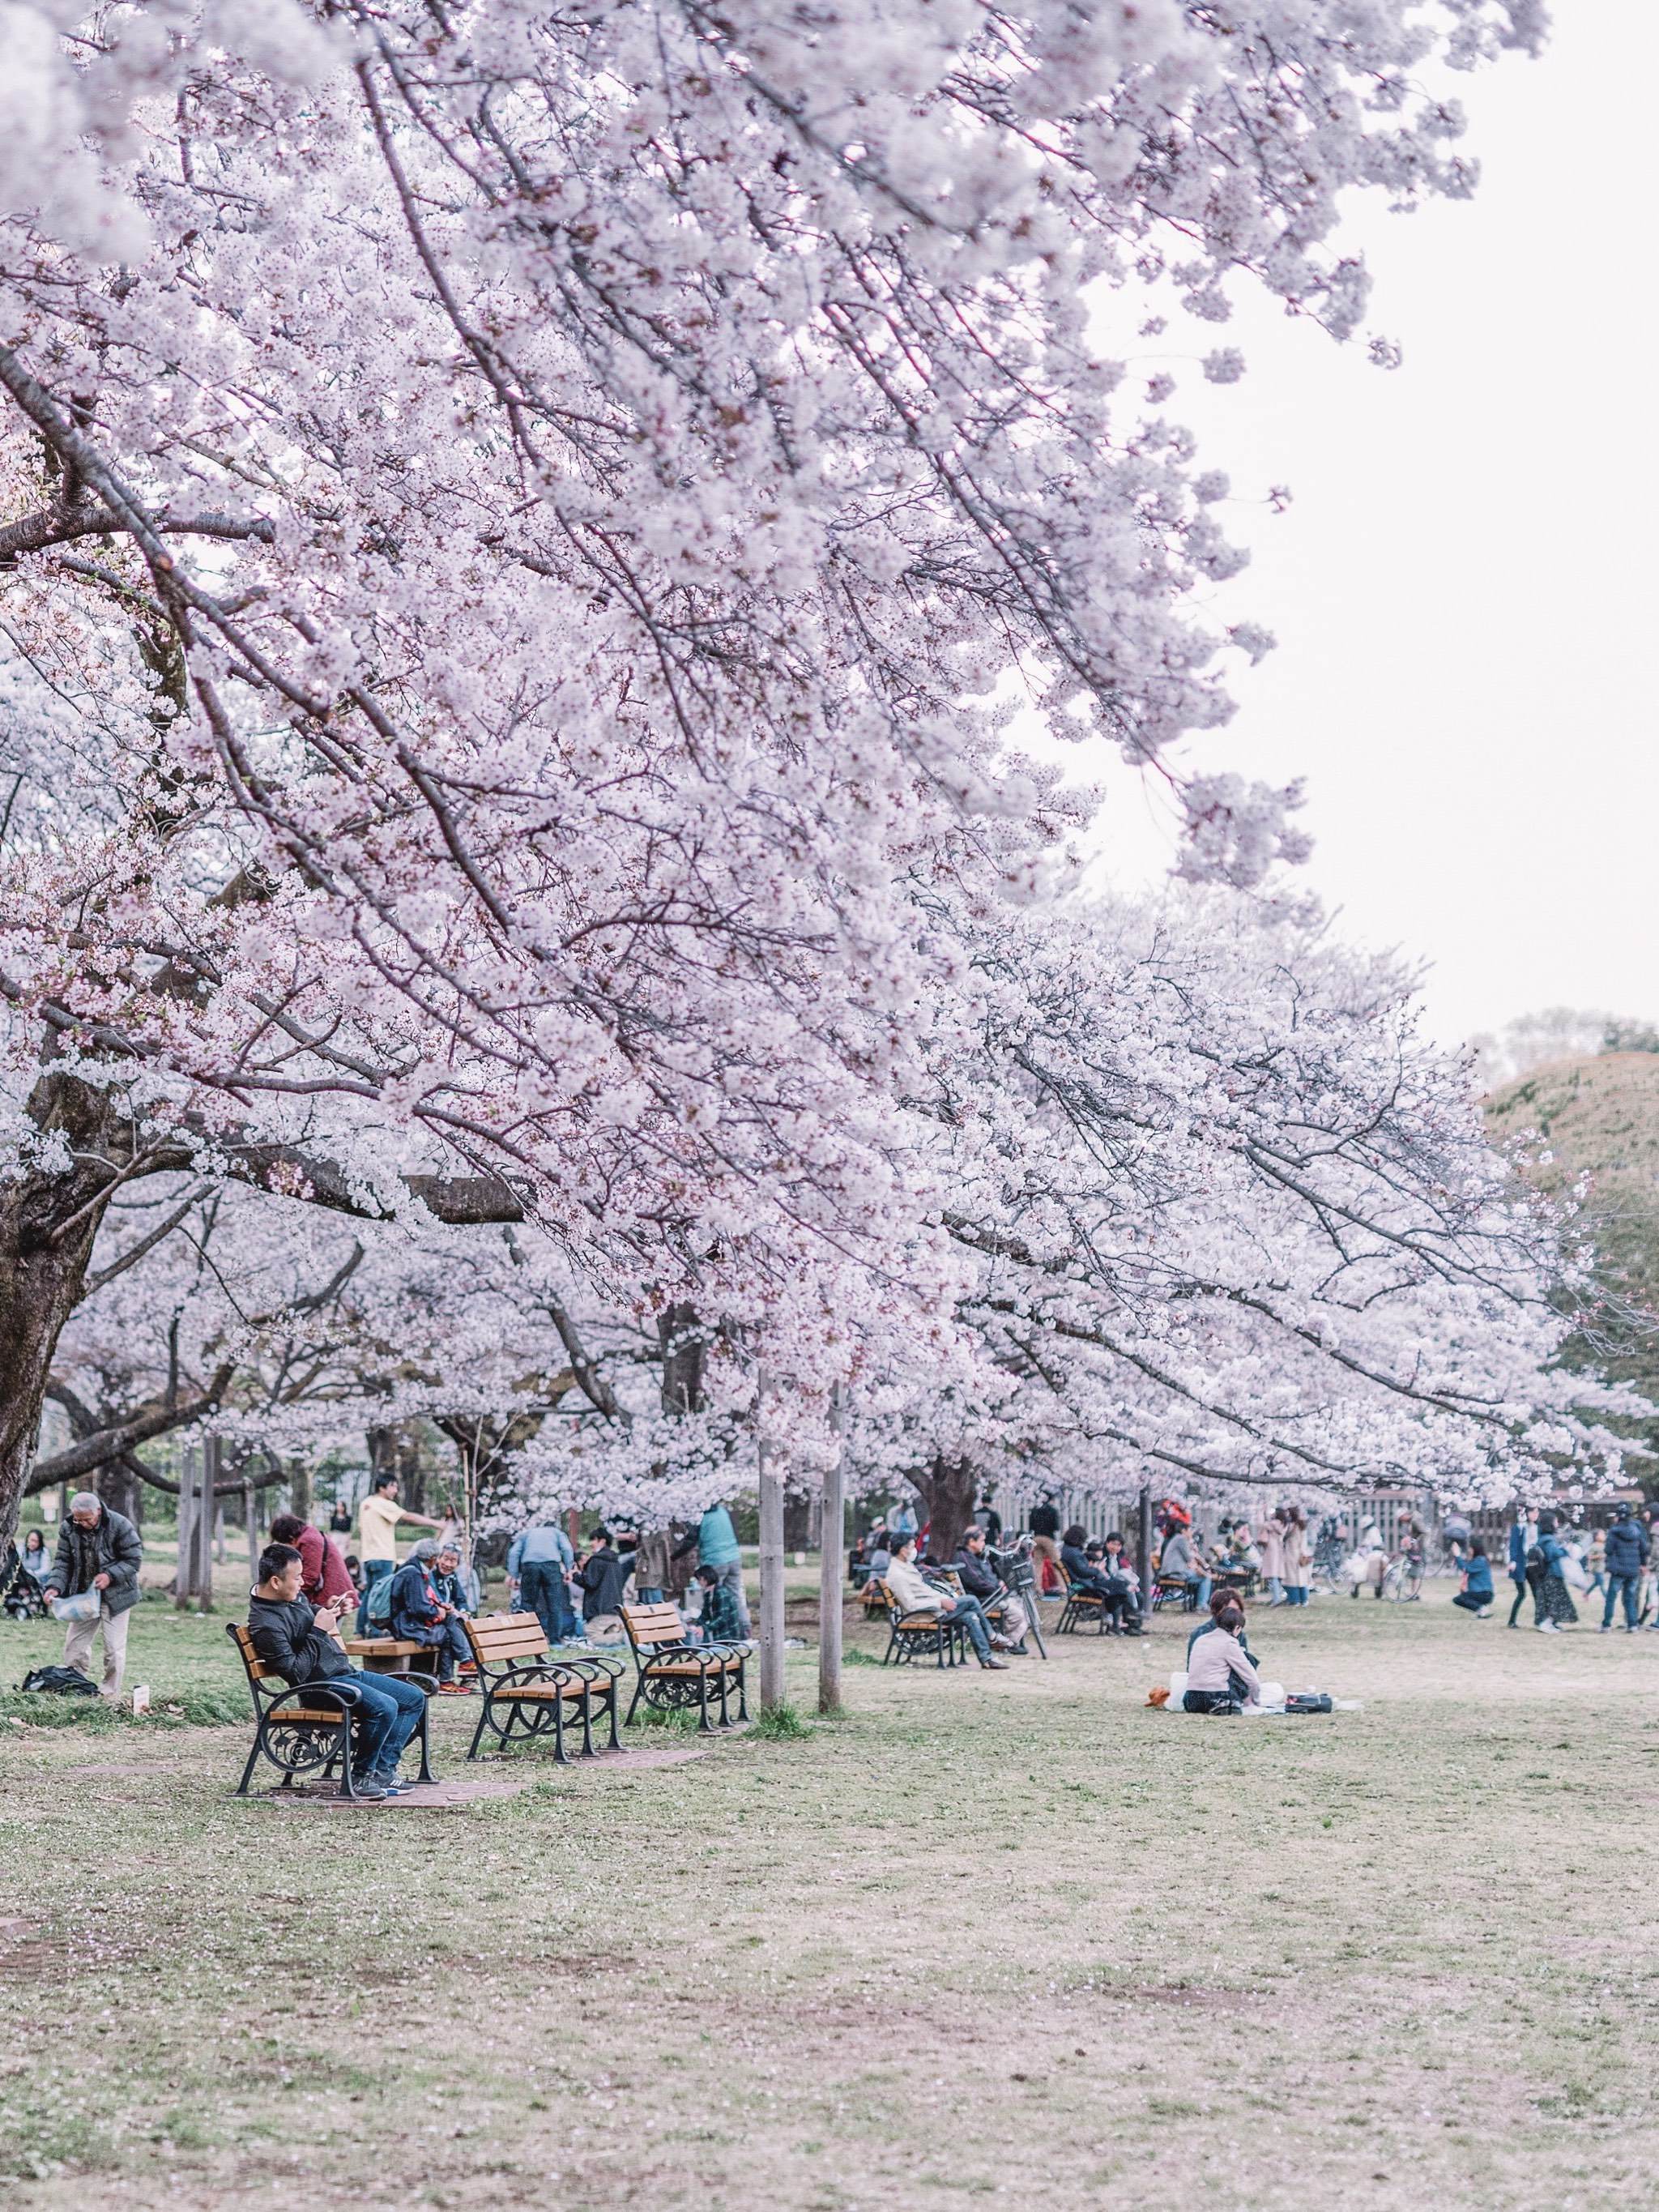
top-left (247, 1543), bottom-right (429, 1800)
top-left (1182, 1598), bottom-right (1262, 1714)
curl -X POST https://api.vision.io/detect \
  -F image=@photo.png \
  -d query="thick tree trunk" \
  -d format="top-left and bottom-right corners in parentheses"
top-left (658, 1303), bottom-right (706, 1415)
top-left (910, 1454), bottom-right (981, 1565)
top-left (0, 1074), bottom-right (130, 1544)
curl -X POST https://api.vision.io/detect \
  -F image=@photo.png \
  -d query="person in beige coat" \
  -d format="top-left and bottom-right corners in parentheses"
top-left (1281, 1509), bottom-right (1311, 1606)
top-left (1258, 1514), bottom-right (1286, 1605)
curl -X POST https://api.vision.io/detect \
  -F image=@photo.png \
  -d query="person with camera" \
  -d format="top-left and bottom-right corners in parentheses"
top-left (247, 1542), bottom-right (429, 1798)
top-left (40, 1490), bottom-right (144, 1698)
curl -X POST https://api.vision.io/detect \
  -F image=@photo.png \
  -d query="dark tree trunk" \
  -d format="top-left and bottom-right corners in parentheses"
top-left (0, 1074), bottom-right (130, 1544)
top-left (96, 1458), bottom-right (145, 1526)
top-left (910, 1454), bottom-right (981, 1565)
top-left (658, 1303), bottom-right (707, 1415)
top-left (783, 1488), bottom-right (812, 1553)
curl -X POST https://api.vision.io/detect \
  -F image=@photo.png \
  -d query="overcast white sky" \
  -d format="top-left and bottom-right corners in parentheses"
top-left (1067, 0), bottom-right (1659, 1050)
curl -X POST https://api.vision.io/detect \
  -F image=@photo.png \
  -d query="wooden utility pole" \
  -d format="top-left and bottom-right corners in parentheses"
top-left (757, 1389), bottom-right (786, 1713)
top-left (1137, 1483), bottom-right (1154, 1629)
top-left (817, 1386), bottom-right (847, 1717)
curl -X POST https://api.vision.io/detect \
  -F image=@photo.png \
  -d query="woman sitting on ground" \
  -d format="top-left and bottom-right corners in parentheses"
top-left (1452, 1542), bottom-right (1495, 1617)
top-left (1182, 1598), bottom-right (1263, 1714)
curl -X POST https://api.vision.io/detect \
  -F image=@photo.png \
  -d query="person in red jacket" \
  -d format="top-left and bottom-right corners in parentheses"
top-left (269, 1514), bottom-right (356, 1609)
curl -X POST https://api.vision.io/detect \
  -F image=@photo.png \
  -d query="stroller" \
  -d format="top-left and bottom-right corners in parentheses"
top-left (2, 1543), bottom-right (50, 1621)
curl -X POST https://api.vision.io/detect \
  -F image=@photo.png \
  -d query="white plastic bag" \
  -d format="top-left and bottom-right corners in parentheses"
top-left (51, 1591), bottom-right (100, 1622)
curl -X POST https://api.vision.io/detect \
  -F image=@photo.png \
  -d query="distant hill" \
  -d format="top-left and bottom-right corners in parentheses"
top-left (1484, 1052), bottom-right (1659, 1454)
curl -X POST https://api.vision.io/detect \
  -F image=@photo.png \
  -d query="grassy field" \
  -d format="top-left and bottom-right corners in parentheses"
top-left (2, 1578), bottom-right (1657, 2210)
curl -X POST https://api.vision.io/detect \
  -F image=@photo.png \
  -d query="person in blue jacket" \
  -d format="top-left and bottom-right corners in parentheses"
top-left (1601, 1505), bottom-right (1648, 1633)
top-left (672, 1504), bottom-right (750, 1636)
top-left (1452, 1541), bottom-right (1494, 1616)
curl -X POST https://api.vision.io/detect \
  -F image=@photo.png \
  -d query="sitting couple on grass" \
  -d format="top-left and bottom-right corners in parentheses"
top-left (881, 1533), bottom-right (1017, 1671)
top-left (247, 1543), bottom-right (430, 1801)
top-left (1183, 1593), bottom-right (1264, 1715)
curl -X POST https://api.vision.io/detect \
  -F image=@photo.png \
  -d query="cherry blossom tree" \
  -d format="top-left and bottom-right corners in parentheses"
top-left (0, 0), bottom-right (1552, 1544)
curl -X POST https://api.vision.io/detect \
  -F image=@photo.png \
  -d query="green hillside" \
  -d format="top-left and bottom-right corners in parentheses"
top-left (1484, 1052), bottom-right (1659, 1459)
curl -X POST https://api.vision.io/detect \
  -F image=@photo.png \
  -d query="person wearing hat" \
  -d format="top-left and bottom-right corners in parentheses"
top-left (388, 1540), bottom-right (474, 1690)
top-left (40, 1491), bottom-right (144, 1697)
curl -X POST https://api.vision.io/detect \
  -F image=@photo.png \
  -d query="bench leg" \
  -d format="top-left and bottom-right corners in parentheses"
top-left (736, 1656), bottom-right (748, 1722)
top-left (697, 1670), bottom-right (712, 1732)
top-left (551, 1697), bottom-right (569, 1765)
top-left (625, 1676), bottom-right (644, 1727)
top-left (237, 1729), bottom-right (263, 1796)
top-left (603, 1685), bottom-right (621, 1749)
top-left (578, 1689), bottom-right (595, 1757)
top-left (467, 1690), bottom-right (493, 1761)
top-left (415, 1693), bottom-right (435, 1782)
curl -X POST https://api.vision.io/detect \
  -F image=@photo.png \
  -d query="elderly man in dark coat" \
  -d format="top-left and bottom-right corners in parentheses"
top-left (41, 1490), bottom-right (144, 1697)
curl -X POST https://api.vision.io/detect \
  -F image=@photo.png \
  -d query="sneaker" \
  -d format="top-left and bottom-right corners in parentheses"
top-left (437, 1680), bottom-right (475, 1695)
top-left (1477, 1608), bottom-right (1491, 1618)
top-left (979, 1657), bottom-right (1011, 1672)
top-left (345, 1775), bottom-right (389, 1800)
top-left (1535, 1621), bottom-right (1558, 1634)
top-left (1598, 1625), bottom-right (1612, 1634)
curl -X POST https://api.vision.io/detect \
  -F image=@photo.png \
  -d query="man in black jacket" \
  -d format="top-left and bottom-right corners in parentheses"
top-left (41, 1491), bottom-right (144, 1697)
top-left (953, 1527), bottom-right (1030, 1653)
top-left (1601, 1506), bottom-right (1649, 1633)
top-left (576, 1529), bottom-right (629, 1629)
top-left (247, 1544), bottom-right (429, 1799)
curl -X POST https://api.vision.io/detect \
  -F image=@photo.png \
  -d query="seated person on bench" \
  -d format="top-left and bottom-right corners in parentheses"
top-left (882, 1535), bottom-right (1010, 1671)
top-left (1083, 1538), bottom-right (1141, 1633)
top-left (1060, 1527), bottom-right (1134, 1630)
top-left (953, 1526), bottom-right (1030, 1653)
top-left (1098, 1532), bottom-right (1143, 1631)
top-left (388, 1540), bottom-right (473, 1691)
top-left (692, 1561), bottom-right (748, 1644)
top-left (1182, 1598), bottom-right (1262, 1714)
top-left (1157, 1524), bottom-right (1213, 1610)
top-left (247, 1542), bottom-right (428, 1799)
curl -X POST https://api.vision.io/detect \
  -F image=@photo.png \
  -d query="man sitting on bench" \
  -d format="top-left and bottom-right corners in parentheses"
top-left (247, 1543), bottom-right (428, 1799)
top-left (389, 1541), bottom-right (474, 1692)
top-left (953, 1526), bottom-right (1030, 1654)
top-left (883, 1534), bottom-right (1010, 1671)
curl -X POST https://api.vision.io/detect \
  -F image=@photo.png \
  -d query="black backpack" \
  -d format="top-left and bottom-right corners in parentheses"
top-left (18, 1665), bottom-right (100, 1696)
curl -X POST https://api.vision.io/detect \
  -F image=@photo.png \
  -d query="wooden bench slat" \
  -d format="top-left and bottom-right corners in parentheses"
top-left (645, 1656), bottom-right (741, 1676)
top-left (470, 1629), bottom-right (549, 1654)
top-left (493, 1683), bottom-right (585, 1702)
top-left (341, 1638), bottom-right (430, 1657)
top-left (268, 1708), bottom-right (348, 1726)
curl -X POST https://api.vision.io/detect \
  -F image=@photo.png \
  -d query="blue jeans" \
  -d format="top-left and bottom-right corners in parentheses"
top-left (1186, 1574), bottom-right (1213, 1610)
top-left (356, 1558), bottom-right (395, 1636)
top-left (520, 1561), bottom-right (577, 1644)
top-left (938, 1595), bottom-right (994, 1661)
top-left (1605, 1572), bottom-right (1640, 1629)
top-left (636, 1586), bottom-right (663, 1604)
top-left (411, 1615), bottom-right (471, 1682)
top-left (331, 1671), bottom-right (425, 1775)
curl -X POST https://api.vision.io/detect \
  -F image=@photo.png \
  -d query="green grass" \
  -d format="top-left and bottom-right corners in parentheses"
top-left (4, 1588), bottom-right (1659, 2208)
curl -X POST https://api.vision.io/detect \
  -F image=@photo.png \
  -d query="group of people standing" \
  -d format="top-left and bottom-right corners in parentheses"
top-left (1498, 1503), bottom-right (1657, 1635)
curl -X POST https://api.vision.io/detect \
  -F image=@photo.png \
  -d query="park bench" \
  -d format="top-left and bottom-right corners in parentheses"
top-left (881, 1591), bottom-right (967, 1668)
top-left (859, 1574), bottom-right (892, 1617)
top-left (1152, 1575), bottom-right (1201, 1612)
top-left (462, 1612), bottom-right (622, 1763)
top-left (226, 1621), bottom-right (434, 1799)
top-left (619, 1602), bottom-right (748, 1730)
top-left (1056, 1582), bottom-right (1110, 1635)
